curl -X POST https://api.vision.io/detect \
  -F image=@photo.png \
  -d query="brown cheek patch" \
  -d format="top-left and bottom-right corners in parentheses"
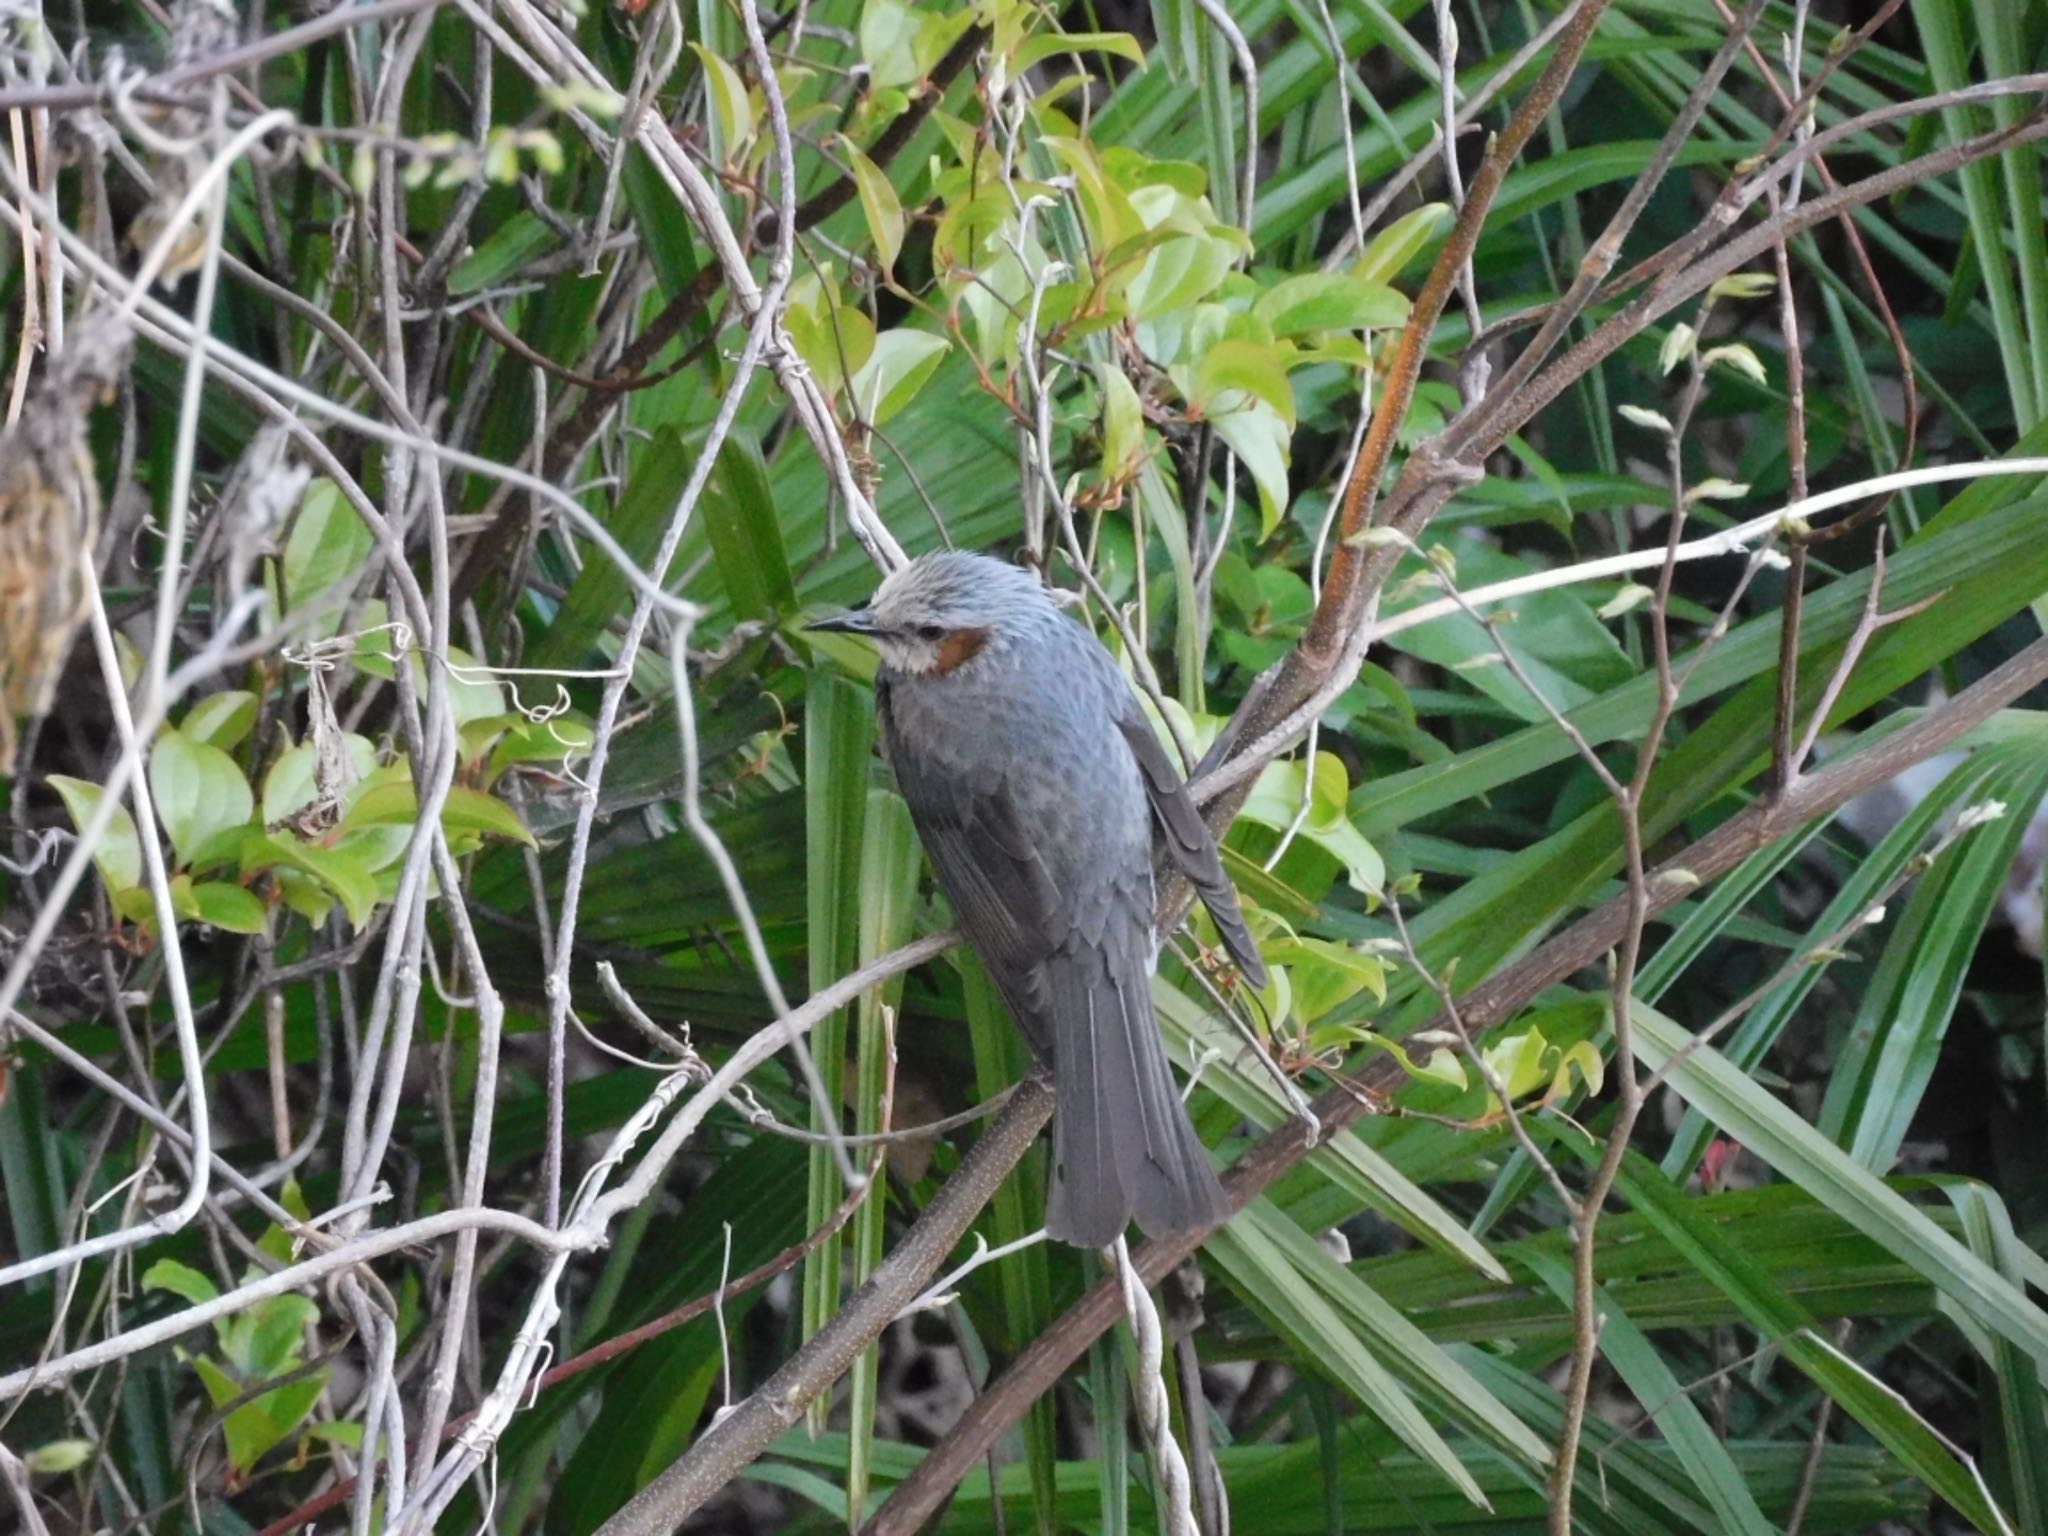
top-left (932, 627), bottom-right (991, 675)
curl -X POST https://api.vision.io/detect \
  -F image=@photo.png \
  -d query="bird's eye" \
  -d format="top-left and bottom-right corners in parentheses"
top-left (913, 623), bottom-right (946, 642)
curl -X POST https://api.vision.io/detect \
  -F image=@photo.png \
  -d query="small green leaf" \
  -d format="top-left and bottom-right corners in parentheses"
top-left (441, 787), bottom-right (536, 848)
top-left (1353, 203), bottom-right (1451, 284)
top-left (1598, 583), bottom-right (1656, 619)
top-left (1707, 271), bottom-right (1777, 300)
top-left (1252, 271), bottom-right (1409, 337)
top-left (242, 1295), bottom-right (317, 1380)
top-left (151, 730), bottom-right (255, 867)
top-left (1011, 28), bottom-right (1146, 74)
top-left (1192, 338), bottom-right (1297, 427)
top-left (687, 43), bottom-right (754, 160)
top-left (1617, 403), bottom-right (1673, 434)
top-left (1240, 753), bottom-right (1383, 895)
top-left (1209, 401), bottom-right (1293, 535)
top-left (449, 211), bottom-right (564, 296)
top-left (250, 832), bottom-right (379, 930)
top-left (257, 1374), bottom-right (328, 1457)
top-left (1685, 477), bottom-right (1750, 504)
top-left (47, 776), bottom-right (142, 895)
top-left (189, 882), bottom-right (268, 934)
top-left (839, 137), bottom-right (905, 275)
top-left (859, 0), bottom-right (924, 90)
top-left (1658, 323), bottom-right (1697, 375)
top-left (846, 329), bottom-right (950, 426)
top-left (784, 269), bottom-right (875, 398)
top-left (261, 736), bottom-right (378, 827)
top-left (302, 1420), bottom-right (364, 1450)
top-left (1701, 343), bottom-right (1768, 385)
top-left (1096, 362), bottom-right (1146, 484)
top-left (141, 1258), bottom-right (220, 1306)
top-left (1126, 233), bottom-right (1234, 320)
top-left (24, 1439), bottom-right (94, 1476)
top-left (1268, 936), bottom-right (1387, 1022)
top-left (180, 691), bottom-right (258, 751)
top-left (344, 780), bottom-right (535, 849)
top-left (282, 479), bottom-right (373, 620)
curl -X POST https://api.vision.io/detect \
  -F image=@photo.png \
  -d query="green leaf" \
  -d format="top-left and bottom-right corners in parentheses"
top-left (1240, 752), bottom-right (1383, 895)
top-left (1191, 338), bottom-right (1297, 428)
top-left (686, 43), bottom-right (754, 159)
top-left (1252, 271), bottom-right (1409, 337)
top-left (449, 210), bottom-right (564, 295)
top-left (847, 329), bottom-right (951, 428)
top-left (1353, 202), bottom-right (1452, 284)
top-left (249, 832), bottom-right (379, 930)
top-left (784, 269), bottom-right (875, 399)
top-left (23, 1439), bottom-right (94, 1476)
top-left (839, 137), bottom-right (905, 275)
top-left (1126, 233), bottom-right (1234, 321)
top-left (1616, 1149), bottom-right (2015, 1531)
top-left (1208, 400), bottom-right (1292, 535)
top-left (1096, 362), bottom-right (1146, 484)
top-left (1819, 742), bottom-right (2048, 1171)
top-left (180, 691), bottom-right (258, 752)
top-left (343, 780), bottom-right (535, 849)
top-left (1266, 936), bottom-right (1386, 1022)
top-left (47, 776), bottom-right (142, 895)
top-left (282, 478), bottom-right (373, 618)
top-left (859, 0), bottom-right (924, 90)
top-left (141, 1257), bottom-right (219, 1306)
top-left (1012, 28), bottom-right (1145, 76)
top-left (1632, 999), bottom-right (2048, 1375)
top-left (189, 882), bottom-right (267, 934)
top-left (150, 729), bottom-right (255, 867)
top-left (1207, 1204), bottom-right (1492, 1506)
top-left (703, 438), bottom-right (797, 626)
top-left (240, 1295), bottom-right (317, 1380)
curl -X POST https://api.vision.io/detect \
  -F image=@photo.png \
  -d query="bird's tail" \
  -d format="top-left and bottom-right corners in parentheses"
top-left (1043, 941), bottom-right (1229, 1249)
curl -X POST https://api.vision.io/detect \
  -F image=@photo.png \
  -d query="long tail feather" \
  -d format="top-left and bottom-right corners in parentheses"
top-left (1044, 938), bottom-right (1228, 1248)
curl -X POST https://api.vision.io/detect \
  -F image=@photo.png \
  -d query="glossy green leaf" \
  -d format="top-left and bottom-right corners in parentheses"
top-left (150, 728), bottom-right (255, 867)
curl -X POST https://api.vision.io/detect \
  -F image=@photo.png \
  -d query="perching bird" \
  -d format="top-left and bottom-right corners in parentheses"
top-left (807, 552), bottom-right (1266, 1248)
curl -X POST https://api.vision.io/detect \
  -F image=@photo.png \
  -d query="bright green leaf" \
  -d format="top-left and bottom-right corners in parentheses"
top-left (47, 776), bottom-right (142, 895)
top-left (150, 729), bottom-right (255, 867)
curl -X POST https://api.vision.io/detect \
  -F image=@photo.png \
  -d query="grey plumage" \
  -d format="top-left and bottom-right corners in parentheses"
top-left (808, 552), bottom-right (1265, 1248)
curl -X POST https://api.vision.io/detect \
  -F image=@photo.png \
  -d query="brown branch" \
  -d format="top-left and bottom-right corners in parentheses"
top-left (1297, 0), bottom-right (1615, 672)
top-left (861, 634), bottom-right (2048, 1534)
top-left (592, 1073), bottom-right (1054, 1536)
top-left (1145, 0), bottom-right (1616, 948)
top-left (1475, 0), bottom-right (1769, 424)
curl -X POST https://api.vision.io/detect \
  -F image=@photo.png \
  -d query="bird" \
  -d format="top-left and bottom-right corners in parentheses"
top-left (806, 551), bottom-right (1267, 1248)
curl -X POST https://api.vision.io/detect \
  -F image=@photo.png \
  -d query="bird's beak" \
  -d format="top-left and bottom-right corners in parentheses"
top-left (803, 608), bottom-right (877, 635)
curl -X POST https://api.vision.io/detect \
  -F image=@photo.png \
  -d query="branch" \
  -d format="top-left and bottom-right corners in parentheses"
top-left (591, 1074), bottom-right (1054, 1536)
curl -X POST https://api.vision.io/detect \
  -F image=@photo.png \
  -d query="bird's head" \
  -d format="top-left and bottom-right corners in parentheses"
top-left (805, 551), bottom-right (1051, 678)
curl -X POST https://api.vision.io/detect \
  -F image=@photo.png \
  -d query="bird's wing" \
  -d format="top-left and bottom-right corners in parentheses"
top-left (1114, 707), bottom-right (1268, 986)
top-left (880, 685), bottom-right (1068, 1056)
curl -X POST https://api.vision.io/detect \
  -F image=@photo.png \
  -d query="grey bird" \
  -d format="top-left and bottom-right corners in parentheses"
top-left (807, 552), bottom-right (1266, 1248)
